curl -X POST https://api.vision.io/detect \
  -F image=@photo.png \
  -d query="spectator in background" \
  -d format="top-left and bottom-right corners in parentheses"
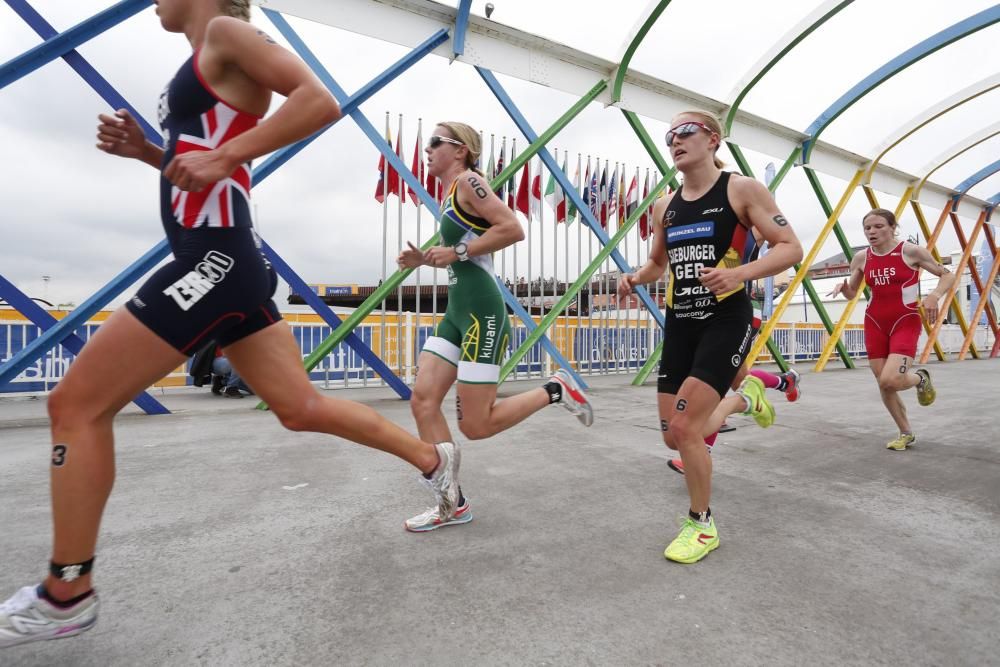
top-left (211, 350), bottom-right (253, 398)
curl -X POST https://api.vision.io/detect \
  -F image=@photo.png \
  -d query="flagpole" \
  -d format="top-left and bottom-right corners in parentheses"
top-left (538, 153), bottom-right (546, 375)
top-left (415, 118), bottom-right (423, 371)
top-left (498, 136), bottom-right (506, 289)
top-left (377, 111), bottom-right (390, 388)
top-left (568, 152), bottom-right (578, 372)
top-left (511, 138), bottom-right (519, 379)
top-left (395, 114), bottom-right (405, 385)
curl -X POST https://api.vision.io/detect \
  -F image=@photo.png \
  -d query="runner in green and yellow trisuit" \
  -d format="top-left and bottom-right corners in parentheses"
top-left (397, 121), bottom-right (593, 532)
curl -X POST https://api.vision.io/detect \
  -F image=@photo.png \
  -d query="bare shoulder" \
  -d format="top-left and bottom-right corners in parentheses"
top-left (459, 169), bottom-right (488, 189)
top-left (204, 15), bottom-right (255, 41)
top-left (652, 192), bottom-right (674, 222)
top-left (850, 248), bottom-right (868, 269)
top-left (728, 172), bottom-right (770, 204)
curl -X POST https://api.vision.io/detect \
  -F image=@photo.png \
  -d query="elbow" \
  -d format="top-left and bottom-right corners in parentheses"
top-left (788, 241), bottom-right (804, 266)
top-left (321, 96), bottom-right (342, 125)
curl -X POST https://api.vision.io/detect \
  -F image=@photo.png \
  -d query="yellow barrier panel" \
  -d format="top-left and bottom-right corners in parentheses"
top-left (747, 168), bottom-right (865, 367)
top-left (813, 185), bottom-right (912, 372)
top-left (910, 200), bottom-right (974, 359)
top-left (919, 208), bottom-right (987, 363)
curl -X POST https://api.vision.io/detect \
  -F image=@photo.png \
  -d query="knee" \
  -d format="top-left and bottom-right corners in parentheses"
top-left (660, 420), bottom-right (678, 450)
top-left (410, 387), bottom-right (442, 421)
top-left (878, 376), bottom-right (903, 393)
top-left (48, 383), bottom-right (98, 431)
top-left (668, 416), bottom-right (702, 449)
top-left (458, 420), bottom-right (492, 441)
top-left (273, 394), bottom-right (323, 433)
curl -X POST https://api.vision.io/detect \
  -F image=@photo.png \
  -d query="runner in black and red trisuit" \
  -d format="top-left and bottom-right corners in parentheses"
top-left (618, 109), bottom-right (803, 564)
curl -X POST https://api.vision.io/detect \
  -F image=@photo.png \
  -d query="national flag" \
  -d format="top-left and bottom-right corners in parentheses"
top-left (406, 129), bottom-right (424, 206)
top-left (545, 157), bottom-right (567, 223)
top-left (618, 165), bottom-right (628, 224)
top-left (374, 127), bottom-right (398, 203)
top-left (586, 163), bottom-right (599, 220)
top-left (639, 170), bottom-right (651, 240)
top-left (566, 159), bottom-right (580, 224)
top-left (598, 165), bottom-right (608, 227)
top-left (625, 173), bottom-right (638, 220)
top-left (486, 141), bottom-right (495, 187)
top-left (516, 160), bottom-right (531, 219)
top-left (506, 144), bottom-right (518, 209)
top-left (493, 138), bottom-right (506, 198)
top-left (607, 163), bottom-right (618, 222)
top-left (530, 158), bottom-right (543, 219)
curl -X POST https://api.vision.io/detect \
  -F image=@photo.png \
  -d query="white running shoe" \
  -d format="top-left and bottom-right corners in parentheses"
top-left (424, 441), bottom-right (461, 521)
top-left (0, 585), bottom-right (98, 648)
top-left (550, 368), bottom-right (594, 426)
top-left (405, 500), bottom-right (473, 532)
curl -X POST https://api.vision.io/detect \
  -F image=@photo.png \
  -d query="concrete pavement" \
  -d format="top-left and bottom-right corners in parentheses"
top-left (1, 359), bottom-right (998, 666)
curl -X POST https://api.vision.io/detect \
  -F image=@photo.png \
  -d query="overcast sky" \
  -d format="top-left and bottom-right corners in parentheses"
top-left (2, 0), bottom-right (998, 308)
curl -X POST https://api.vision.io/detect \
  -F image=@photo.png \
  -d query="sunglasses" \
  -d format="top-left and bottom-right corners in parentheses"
top-left (665, 121), bottom-right (715, 147)
top-left (427, 135), bottom-right (465, 149)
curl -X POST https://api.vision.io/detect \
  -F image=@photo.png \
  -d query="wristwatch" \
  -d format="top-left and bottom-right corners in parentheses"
top-left (454, 241), bottom-right (470, 262)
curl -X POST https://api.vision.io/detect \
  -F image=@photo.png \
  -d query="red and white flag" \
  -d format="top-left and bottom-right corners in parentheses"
top-left (516, 160), bottom-right (531, 219)
top-left (406, 129), bottom-right (424, 206)
top-left (530, 158), bottom-right (543, 220)
top-left (374, 127), bottom-right (399, 204)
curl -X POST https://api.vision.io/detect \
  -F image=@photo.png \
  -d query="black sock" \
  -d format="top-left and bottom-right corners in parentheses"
top-left (38, 584), bottom-right (93, 608)
top-left (775, 375), bottom-right (788, 391)
top-left (458, 486), bottom-right (467, 508)
top-left (543, 381), bottom-right (562, 404)
top-left (689, 507), bottom-right (711, 524)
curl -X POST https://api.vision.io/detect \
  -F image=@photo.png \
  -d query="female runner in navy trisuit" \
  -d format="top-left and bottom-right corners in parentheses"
top-left (0, 0), bottom-right (460, 648)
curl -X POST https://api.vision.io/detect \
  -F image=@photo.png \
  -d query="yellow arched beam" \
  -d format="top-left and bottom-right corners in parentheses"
top-left (958, 223), bottom-right (1000, 359)
top-left (814, 185), bottom-right (926, 371)
top-left (919, 208), bottom-right (987, 363)
top-left (865, 73), bottom-right (1000, 186)
top-left (747, 168), bottom-right (865, 367)
top-left (913, 122), bottom-right (1000, 201)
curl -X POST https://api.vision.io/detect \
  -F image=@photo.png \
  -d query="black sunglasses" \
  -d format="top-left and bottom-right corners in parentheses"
top-left (427, 135), bottom-right (465, 149)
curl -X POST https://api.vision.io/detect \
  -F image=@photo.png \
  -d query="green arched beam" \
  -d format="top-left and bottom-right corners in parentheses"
top-left (723, 0), bottom-right (854, 185)
top-left (610, 0), bottom-right (672, 104)
top-left (723, 0), bottom-right (854, 135)
top-left (801, 5), bottom-right (1000, 164)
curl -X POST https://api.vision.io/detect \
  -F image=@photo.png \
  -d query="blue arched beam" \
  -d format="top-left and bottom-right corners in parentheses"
top-left (952, 158), bottom-right (1000, 211)
top-left (0, 18), bottom-right (448, 398)
top-left (801, 5), bottom-right (1000, 164)
top-left (0, 275), bottom-right (169, 414)
top-left (264, 8), bottom-right (587, 389)
top-left (453, 0), bottom-right (473, 58)
top-left (0, 0), bottom-right (150, 89)
top-left (476, 67), bottom-right (666, 329)
top-left (3, 0), bottom-right (160, 142)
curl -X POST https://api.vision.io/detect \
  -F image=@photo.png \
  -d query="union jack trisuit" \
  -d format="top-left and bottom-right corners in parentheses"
top-left (0, 586), bottom-right (98, 648)
top-left (125, 51), bottom-right (282, 354)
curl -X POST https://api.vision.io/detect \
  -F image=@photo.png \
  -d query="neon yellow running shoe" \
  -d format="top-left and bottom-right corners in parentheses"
top-left (664, 517), bottom-right (719, 563)
top-left (886, 433), bottom-right (916, 451)
top-left (738, 376), bottom-right (775, 428)
top-left (915, 369), bottom-right (935, 406)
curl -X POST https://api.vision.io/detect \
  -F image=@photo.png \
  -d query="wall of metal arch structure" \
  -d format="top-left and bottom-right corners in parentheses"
top-left (2, 0), bottom-right (997, 404)
top-left (261, 0), bottom-right (999, 374)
